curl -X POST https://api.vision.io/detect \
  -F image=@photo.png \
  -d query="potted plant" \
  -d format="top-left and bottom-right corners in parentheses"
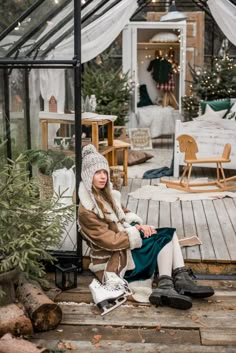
top-left (24, 149), bottom-right (75, 200)
top-left (0, 150), bottom-right (74, 305)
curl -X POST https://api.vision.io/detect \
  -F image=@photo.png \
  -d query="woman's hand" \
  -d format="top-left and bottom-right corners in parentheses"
top-left (134, 224), bottom-right (156, 238)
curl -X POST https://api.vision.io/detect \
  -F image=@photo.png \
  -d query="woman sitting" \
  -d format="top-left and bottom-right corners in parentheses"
top-left (78, 144), bottom-right (214, 315)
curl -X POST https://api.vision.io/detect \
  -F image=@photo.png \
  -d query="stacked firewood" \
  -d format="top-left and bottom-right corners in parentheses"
top-left (0, 277), bottom-right (62, 353)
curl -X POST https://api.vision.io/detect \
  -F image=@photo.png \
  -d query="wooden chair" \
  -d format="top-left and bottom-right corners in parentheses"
top-left (161, 134), bottom-right (236, 193)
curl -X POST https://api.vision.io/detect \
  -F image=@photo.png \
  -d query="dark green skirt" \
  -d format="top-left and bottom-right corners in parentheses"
top-left (124, 227), bottom-right (175, 283)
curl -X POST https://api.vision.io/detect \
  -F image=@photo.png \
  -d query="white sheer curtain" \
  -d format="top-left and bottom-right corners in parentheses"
top-left (38, 0), bottom-right (137, 116)
top-left (208, 0), bottom-right (236, 46)
top-left (48, 0), bottom-right (138, 63)
top-left (39, 69), bottom-right (65, 112)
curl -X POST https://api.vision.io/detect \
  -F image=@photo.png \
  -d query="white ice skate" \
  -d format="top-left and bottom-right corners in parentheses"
top-left (89, 278), bottom-right (127, 316)
top-left (104, 272), bottom-right (133, 297)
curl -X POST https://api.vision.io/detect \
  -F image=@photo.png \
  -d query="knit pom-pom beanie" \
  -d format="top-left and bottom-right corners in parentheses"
top-left (81, 144), bottom-right (110, 193)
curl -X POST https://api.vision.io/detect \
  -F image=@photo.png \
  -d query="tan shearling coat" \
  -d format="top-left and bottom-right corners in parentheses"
top-left (78, 182), bottom-right (143, 282)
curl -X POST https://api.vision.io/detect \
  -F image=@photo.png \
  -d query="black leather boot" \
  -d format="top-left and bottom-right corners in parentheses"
top-left (173, 267), bottom-right (214, 298)
top-left (149, 275), bottom-right (192, 310)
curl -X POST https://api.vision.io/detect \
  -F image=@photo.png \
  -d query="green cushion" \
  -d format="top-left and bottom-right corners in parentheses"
top-left (200, 98), bottom-right (231, 114)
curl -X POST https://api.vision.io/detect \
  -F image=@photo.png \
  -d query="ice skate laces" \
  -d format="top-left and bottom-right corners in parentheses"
top-left (105, 279), bottom-right (124, 291)
top-left (105, 278), bottom-right (132, 295)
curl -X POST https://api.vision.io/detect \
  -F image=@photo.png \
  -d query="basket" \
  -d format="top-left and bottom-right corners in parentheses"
top-left (38, 172), bottom-right (54, 200)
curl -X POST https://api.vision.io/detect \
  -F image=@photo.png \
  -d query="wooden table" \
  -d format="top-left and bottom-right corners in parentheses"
top-left (40, 116), bottom-right (115, 166)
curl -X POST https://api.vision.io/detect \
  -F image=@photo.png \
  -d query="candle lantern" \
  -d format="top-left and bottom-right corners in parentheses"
top-left (55, 263), bottom-right (77, 291)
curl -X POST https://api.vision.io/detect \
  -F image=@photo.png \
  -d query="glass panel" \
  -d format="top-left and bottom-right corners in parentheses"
top-left (39, 19), bottom-right (73, 53)
top-left (9, 69), bottom-right (27, 158)
top-left (0, 1), bottom-right (35, 32)
top-left (0, 69), bottom-right (26, 163)
top-left (23, 2), bottom-right (73, 57)
top-left (0, 69), bottom-right (7, 167)
top-left (28, 67), bottom-right (77, 252)
top-left (0, 0), bottom-right (71, 57)
top-left (131, 1), bottom-right (205, 21)
top-left (82, 0), bottom-right (119, 28)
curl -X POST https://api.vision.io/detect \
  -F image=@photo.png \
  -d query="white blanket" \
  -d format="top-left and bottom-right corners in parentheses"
top-left (175, 117), bottom-right (236, 171)
top-left (129, 183), bottom-right (236, 202)
top-left (136, 105), bottom-right (180, 138)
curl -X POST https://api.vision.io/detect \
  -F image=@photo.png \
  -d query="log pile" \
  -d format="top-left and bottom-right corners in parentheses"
top-left (0, 275), bottom-right (62, 352)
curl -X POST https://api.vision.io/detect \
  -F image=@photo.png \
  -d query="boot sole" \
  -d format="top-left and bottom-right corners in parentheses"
top-left (178, 289), bottom-right (215, 298)
top-left (149, 293), bottom-right (192, 310)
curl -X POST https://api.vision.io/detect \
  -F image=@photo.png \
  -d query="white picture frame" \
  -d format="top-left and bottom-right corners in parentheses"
top-left (129, 128), bottom-right (153, 150)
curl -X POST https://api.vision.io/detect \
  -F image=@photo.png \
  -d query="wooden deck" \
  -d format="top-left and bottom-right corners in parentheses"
top-left (31, 140), bottom-right (236, 352)
top-left (32, 273), bottom-right (236, 352)
top-left (121, 174), bottom-right (236, 274)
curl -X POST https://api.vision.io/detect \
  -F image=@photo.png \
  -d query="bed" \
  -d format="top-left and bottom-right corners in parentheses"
top-left (174, 118), bottom-right (236, 177)
top-left (136, 105), bottom-right (181, 138)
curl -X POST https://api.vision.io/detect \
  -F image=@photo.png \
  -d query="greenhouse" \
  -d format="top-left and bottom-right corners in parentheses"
top-left (1, 1), bottom-right (236, 351)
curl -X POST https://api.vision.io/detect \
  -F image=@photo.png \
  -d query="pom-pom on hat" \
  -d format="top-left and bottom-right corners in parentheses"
top-left (81, 144), bottom-right (110, 193)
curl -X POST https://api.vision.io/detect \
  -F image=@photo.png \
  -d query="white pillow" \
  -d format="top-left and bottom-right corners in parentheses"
top-left (149, 32), bottom-right (178, 43)
top-left (195, 105), bottom-right (228, 121)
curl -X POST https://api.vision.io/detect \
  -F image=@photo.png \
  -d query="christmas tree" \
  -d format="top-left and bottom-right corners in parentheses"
top-left (82, 50), bottom-right (132, 126)
top-left (189, 55), bottom-right (236, 100)
top-left (182, 55), bottom-right (236, 120)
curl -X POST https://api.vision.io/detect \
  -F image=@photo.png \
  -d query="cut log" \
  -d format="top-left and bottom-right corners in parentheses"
top-left (0, 304), bottom-right (33, 337)
top-left (0, 333), bottom-right (49, 353)
top-left (16, 279), bottom-right (62, 332)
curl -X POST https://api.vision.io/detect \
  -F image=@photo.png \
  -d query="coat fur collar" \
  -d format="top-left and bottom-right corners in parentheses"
top-left (79, 182), bottom-right (126, 222)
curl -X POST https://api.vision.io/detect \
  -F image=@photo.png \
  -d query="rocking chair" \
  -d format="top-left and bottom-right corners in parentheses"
top-left (161, 134), bottom-right (236, 193)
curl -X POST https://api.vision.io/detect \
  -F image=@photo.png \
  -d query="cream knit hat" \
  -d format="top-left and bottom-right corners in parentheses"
top-left (81, 144), bottom-right (110, 193)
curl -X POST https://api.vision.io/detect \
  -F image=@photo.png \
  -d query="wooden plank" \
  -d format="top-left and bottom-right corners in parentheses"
top-left (121, 178), bottom-right (132, 207)
top-left (147, 200), bottom-right (159, 228)
top-left (126, 178), bottom-right (142, 214)
top-left (31, 325), bottom-right (200, 345)
top-left (136, 179), bottom-right (151, 224)
top-left (52, 277), bottom-right (236, 305)
top-left (203, 200), bottom-right (230, 262)
top-left (59, 303), bottom-right (236, 329)
top-left (201, 328), bottom-right (236, 346)
top-left (31, 339), bottom-right (236, 353)
top-left (223, 197), bottom-right (236, 233)
top-left (192, 200), bottom-right (215, 261)
top-left (159, 201), bottom-right (171, 227)
top-left (213, 199), bottom-right (236, 261)
top-left (170, 200), bottom-right (186, 258)
top-left (182, 201), bottom-right (201, 261)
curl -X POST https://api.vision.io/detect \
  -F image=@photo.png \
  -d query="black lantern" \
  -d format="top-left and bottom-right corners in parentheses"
top-left (55, 263), bottom-right (78, 291)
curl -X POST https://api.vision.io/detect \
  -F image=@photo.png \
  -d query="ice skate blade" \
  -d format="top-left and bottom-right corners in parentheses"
top-left (99, 296), bottom-right (127, 316)
top-left (123, 287), bottom-right (133, 297)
